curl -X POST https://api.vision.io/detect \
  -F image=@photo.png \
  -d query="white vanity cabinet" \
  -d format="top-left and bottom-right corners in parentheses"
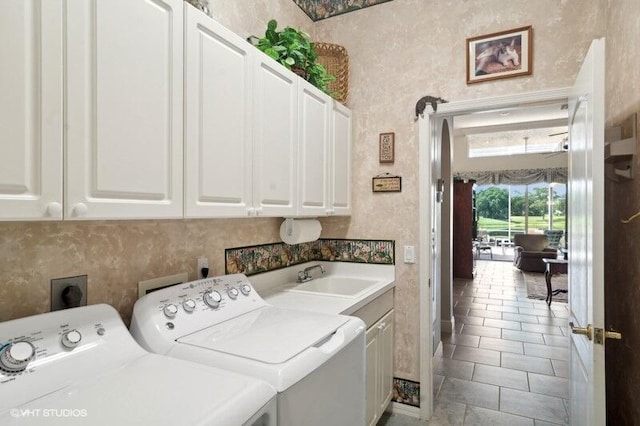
top-left (0, 1), bottom-right (64, 220)
top-left (65, 0), bottom-right (184, 220)
top-left (183, 6), bottom-right (253, 217)
top-left (352, 290), bottom-right (395, 426)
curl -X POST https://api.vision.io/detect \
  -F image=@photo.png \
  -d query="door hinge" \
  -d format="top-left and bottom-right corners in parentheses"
top-left (593, 327), bottom-right (622, 345)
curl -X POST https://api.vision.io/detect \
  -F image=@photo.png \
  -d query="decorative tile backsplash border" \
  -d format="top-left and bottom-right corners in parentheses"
top-left (292, 0), bottom-right (394, 21)
top-left (225, 238), bottom-right (394, 276)
top-left (392, 377), bottom-right (420, 407)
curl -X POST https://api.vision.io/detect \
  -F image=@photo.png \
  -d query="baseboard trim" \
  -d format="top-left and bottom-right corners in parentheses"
top-left (441, 316), bottom-right (455, 333)
top-left (387, 401), bottom-right (420, 418)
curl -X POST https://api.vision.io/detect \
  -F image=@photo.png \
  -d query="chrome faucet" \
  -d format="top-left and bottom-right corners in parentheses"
top-left (297, 264), bottom-right (325, 283)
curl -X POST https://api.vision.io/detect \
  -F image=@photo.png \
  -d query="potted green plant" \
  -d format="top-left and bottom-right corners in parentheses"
top-left (248, 20), bottom-right (335, 96)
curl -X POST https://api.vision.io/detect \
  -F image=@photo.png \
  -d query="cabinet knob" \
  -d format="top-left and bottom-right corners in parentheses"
top-left (377, 322), bottom-right (386, 330)
top-left (255, 208), bottom-right (263, 216)
top-left (46, 202), bottom-right (63, 217)
top-left (72, 203), bottom-right (89, 217)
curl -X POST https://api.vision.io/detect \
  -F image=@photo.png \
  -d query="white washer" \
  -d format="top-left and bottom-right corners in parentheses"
top-left (130, 273), bottom-right (366, 426)
top-left (0, 304), bottom-right (276, 426)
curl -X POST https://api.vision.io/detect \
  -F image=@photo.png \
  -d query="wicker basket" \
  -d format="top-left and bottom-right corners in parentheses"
top-left (314, 42), bottom-right (349, 105)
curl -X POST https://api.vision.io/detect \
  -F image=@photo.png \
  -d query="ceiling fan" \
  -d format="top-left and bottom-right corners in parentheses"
top-left (545, 134), bottom-right (569, 157)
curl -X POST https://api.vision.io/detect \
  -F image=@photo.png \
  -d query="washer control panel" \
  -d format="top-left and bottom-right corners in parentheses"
top-left (131, 274), bottom-right (267, 343)
top-left (0, 304), bottom-right (140, 387)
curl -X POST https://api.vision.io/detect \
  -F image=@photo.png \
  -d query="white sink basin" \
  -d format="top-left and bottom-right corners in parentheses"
top-left (285, 276), bottom-right (379, 298)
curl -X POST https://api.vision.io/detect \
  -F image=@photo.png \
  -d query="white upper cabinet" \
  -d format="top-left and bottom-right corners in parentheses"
top-left (330, 102), bottom-right (353, 215)
top-left (184, 6), bottom-right (253, 218)
top-left (297, 81), bottom-right (331, 216)
top-left (252, 54), bottom-right (298, 217)
top-left (65, 0), bottom-right (184, 220)
top-left (0, 1), bottom-right (64, 220)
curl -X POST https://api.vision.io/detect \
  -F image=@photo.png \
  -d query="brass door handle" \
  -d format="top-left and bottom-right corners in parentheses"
top-left (605, 330), bottom-right (622, 340)
top-left (570, 322), bottom-right (623, 344)
top-left (569, 321), bottom-right (592, 340)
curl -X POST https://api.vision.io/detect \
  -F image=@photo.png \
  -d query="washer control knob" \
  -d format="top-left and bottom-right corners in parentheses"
top-left (240, 284), bottom-right (252, 296)
top-left (0, 341), bottom-right (36, 372)
top-left (182, 298), bottom-right (196, 313)
top-left (203, 290), bottom-right (222, 308)
top-left (227, 287), bottom-right (239, 300)
top-left (61, 330), bottom-right (82, 349)
top-left (163, 304), bottom-right (178, 318)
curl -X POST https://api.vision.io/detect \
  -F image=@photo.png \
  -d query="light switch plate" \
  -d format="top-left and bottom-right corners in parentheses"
top-left (404, 245), bottom-right (415, 264)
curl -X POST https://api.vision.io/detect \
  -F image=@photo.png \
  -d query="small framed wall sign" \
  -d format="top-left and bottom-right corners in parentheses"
top-left (372, 175), bottom-right (402, 192)
top-left (379, 132), bottom-right (395, 163)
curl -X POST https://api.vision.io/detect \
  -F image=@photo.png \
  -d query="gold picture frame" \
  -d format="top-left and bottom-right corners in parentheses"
top-left (466, 26), bottom-right (532, 84)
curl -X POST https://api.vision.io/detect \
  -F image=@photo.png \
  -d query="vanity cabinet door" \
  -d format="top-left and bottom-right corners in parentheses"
top-left (365, 308), bottom-right (394, 426)
top-left (0, 0), bottom-right (63, 220)
top-left (65, 0), bottom-right (184, 219)
top-left (184, 5), bottom-right (253, 218)
top-left (366, 324), bottom-right (381, 426)
top-left (378, 310), bottom-right (395, 414)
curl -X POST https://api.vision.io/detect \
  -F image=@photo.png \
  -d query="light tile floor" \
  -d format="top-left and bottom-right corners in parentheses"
top-left (380, 260), bottom-right (569, 426)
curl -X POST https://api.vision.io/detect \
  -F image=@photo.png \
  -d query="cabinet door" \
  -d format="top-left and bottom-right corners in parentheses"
top-left (184, 6), bottom-right (253, 217)
top-left (330, 102), bottom-right (352, 215)
top-left (365, 325), bottom-right (380, 426)
top-left (252, 54), bottom-right (298, 217)
top-left (378, 309), bottom-right (395, 414)
top-left (297, 81), bottom-right (330, 216)
top-left (65, 0), bottom-right (183, 219)
top-left (0, 0), bottom-right (63, 220)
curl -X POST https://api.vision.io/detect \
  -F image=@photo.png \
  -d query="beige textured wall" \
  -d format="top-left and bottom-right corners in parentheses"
top-left (0, 218), bottom-right (282, 323)
top-left (314, 0), bottom-right (605, 381)
top-left (604, 0), bottom-right (640, 423)
top-left (208, 0), bottom-right (312, 39)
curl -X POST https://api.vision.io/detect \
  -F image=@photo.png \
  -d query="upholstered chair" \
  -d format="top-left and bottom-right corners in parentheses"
top-left (513, 234), bottom-right (558, 272)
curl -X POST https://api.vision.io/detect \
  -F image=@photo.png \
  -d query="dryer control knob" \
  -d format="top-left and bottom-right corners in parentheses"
top-left (227, 287), bottom-right (239, 300)
top-left (163, 304), bottom-right (178, 318)
top-left (240, 284), bottom-right (252, 296)
top-left (0, 341), bottom-right (36, 372)
top-left (203, 290), bottom-right (222, 309)
top-left (61, 330), bottom-right (82, 349)
top-left (182, 298), bottom-right (196, 313)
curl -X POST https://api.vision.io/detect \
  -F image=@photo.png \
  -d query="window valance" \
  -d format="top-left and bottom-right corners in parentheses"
top-left (454, 167), bottom-right (568, 185)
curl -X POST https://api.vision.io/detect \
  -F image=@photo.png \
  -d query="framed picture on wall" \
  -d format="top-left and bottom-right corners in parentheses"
top-left (466, 26), bottom-right (533, 84)
top-left (379, 132), bottom-right (395, 163)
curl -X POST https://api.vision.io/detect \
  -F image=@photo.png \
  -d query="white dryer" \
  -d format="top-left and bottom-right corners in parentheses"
top-left (130, 273), bottom-right (366, 426)
top-left (0, 304), bottom-right (276, 426)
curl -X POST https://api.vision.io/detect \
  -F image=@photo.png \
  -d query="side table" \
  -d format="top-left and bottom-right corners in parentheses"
top-left (542, 258), bottom-right (568, 306)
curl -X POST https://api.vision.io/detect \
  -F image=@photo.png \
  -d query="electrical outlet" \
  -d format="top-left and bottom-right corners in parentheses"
top-left (51, 275), bottom-right (87, 311)
top-left (197, 257), bottom-right (209, 279)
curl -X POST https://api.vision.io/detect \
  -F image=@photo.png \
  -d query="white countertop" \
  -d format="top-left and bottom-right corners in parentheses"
top-left (248, 261), bottom-right (395, 315)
